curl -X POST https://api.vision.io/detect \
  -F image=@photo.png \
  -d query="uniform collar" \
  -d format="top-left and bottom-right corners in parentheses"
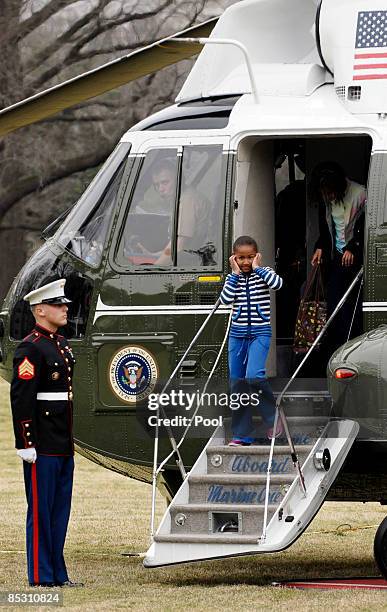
top-left (34, 323), bottom-right (59, 340)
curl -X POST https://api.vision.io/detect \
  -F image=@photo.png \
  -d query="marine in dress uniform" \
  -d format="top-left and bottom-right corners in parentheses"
top-left (10, 279), bottom-right (83, 588)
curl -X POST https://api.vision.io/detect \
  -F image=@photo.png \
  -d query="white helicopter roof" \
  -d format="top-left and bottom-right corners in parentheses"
top-left (176, 0), bottom-right (321, 102)
top-left (176, 0), bottom-right (387, 116)
top-left (121, 84), bottom-right (386, 152)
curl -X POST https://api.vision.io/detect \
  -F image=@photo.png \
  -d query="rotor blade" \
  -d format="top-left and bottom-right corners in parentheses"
top-left (0, 18), bottom-right (217, 137)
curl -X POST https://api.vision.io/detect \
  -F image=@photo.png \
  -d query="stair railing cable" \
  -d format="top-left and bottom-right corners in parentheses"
top-left (260, 266), bottom-right (364, 543)
top-left (150, 298), bottom-right (232, 537)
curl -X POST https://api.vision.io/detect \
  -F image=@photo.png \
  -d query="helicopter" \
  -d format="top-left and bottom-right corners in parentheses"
top-left (2, 0), bottom-right (387, 574)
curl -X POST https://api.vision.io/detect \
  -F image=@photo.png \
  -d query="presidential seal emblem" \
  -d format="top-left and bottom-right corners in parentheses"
top-left (109, 346), bottom-right (158, 403)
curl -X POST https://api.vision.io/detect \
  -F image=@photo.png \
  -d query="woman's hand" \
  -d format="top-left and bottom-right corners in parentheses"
top-left (252, 252), bottom-right (262, 269)
top-left (342, 250), bottom-right (354, 266)
top-left (229, 255), bottom-right (241, 275)
top-left (311, 249), bottom-right (323, 266)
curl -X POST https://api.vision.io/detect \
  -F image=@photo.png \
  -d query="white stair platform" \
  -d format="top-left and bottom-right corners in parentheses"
top-left (144, 418), bottom-right (359, 567)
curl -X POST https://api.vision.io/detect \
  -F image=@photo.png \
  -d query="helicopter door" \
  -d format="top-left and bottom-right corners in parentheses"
top-left (364, 152), bottom-right (387, 330)
top-left (92, 137), bottom-right (231, 418)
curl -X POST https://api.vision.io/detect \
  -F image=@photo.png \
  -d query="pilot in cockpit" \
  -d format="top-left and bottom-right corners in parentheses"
top-left (126, 159), bottom-right (210, 266)
top-left (135, 160), bottom-right (176, 216)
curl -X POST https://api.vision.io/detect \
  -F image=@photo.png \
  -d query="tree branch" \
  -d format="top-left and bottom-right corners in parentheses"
top-left (25, 0), bottom-right (174, 90)
top-left (18, 0), bottom-right (68, 39)
top-left (0, 141), bottom-right (114, 222)
top-left (24, 1), bottom-right (110, 73)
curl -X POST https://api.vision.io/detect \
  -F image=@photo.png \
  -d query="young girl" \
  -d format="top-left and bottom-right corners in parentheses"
top-left (220, 235), bottom-right (283, 445)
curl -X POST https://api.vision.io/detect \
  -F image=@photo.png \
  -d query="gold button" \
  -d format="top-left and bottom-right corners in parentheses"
top-left (69, 386), bottom-right (72, 391)
top-left (26, 432), bottom-right (30, 436)
top-left (68, 377), bottom-right (71, 381)
top-left (69, 392), bottom-right (73, 401)
top-left (50, 334), bottom-right (54, 338)
top-left (35, 332), bottom-right (39, 337)
top-left (68, 367), bottom-right (71, 371)
top-left (25, 423), bottom-right (29, 428)
top-left (61, 350), bottom-right (64, 354)
top-left (55, 362), bottom-right (59, 366)
top-left (45, 411), bottom-right (50, 416)
top-left (65, 358), bottom-right (69, 363)
top-left (65, 346), bottom-right (69, 349)
top-left (28, 441), bottom-right (32, 446)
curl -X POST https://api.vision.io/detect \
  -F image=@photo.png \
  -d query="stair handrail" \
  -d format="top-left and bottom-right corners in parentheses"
top-left (154, 306), bottom-right (234, 480)
top-left (150, 298), bottom-right (232, 537)
top-left (260, 266), bottom-right (364, 542)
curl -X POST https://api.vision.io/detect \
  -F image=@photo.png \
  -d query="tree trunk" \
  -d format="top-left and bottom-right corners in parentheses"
top-left (0, 0), bottom-right (29, 301)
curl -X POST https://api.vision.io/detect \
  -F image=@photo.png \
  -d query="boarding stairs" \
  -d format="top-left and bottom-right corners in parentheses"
top-left (144, 413), bottom-right (358, 567)
top-left (144, 270), bottom-right (363, 567)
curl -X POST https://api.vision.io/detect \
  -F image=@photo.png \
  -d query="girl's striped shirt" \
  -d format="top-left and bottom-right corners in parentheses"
top-left (220, 266), bottom-right (283, 338)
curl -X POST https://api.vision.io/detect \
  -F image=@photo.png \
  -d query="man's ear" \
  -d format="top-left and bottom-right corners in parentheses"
top-left (34, 304), bottom-right (45, 318)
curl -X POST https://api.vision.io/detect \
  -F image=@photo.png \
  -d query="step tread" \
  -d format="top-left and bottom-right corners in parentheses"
top-left (172, 503), bottom-right (277, 513)
top-left (208, 445), bottom-right (314, 455)
top-left (154, 533), bottom-right (261, 544)
top-left (189, 473), bottom-right (295, 484)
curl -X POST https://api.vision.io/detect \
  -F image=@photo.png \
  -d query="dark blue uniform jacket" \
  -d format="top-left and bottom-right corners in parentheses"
top-left (10, 324), bottom-right (75, 455)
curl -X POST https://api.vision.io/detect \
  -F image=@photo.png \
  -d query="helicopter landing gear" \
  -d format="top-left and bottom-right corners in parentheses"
top-left (374, 517), bottom-right (387, 579)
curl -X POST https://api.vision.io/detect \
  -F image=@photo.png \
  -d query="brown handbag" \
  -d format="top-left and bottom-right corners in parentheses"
top-left (293, 265), bottom-right (327, 354)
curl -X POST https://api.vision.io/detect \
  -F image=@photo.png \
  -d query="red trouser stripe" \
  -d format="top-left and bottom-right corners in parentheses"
top-left (31, 463), bottom-right (40, 584)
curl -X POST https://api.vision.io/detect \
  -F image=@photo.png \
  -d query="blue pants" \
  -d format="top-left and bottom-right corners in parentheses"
top-left (23, 455), bottom-right (74, 585)
top-left (228, 335), bottom-right (275, 441)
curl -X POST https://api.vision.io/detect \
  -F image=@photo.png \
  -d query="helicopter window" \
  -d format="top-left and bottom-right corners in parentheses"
top-left (176, 145), bottom-right (225, 268)
top-left (55, 142), bottom-right (131, 267)
top-left (117, 149), bottom-right (178, 266)
top-left (116, 146), bottom-right (226, 269)
top-left (9, 243), bottom-right (94, 340)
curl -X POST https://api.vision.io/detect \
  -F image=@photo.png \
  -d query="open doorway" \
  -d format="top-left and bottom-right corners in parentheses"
top-left (234, 134), bottom-right (372, 380)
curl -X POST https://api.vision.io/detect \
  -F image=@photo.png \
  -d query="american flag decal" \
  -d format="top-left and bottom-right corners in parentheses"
top-left (18, 357), bottom-right (35, 380)
top-left (354, 11), bottom-right (387, 81)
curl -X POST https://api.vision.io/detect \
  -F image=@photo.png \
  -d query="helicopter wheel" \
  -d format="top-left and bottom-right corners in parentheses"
top-left (374, 516), bottom-right (387, 578)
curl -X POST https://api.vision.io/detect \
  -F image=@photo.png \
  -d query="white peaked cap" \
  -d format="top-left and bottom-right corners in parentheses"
top-left (24, 279), bottom-right (72, 306)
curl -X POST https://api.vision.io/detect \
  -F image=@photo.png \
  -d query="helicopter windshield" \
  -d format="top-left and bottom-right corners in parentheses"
top-left (55, 142), bottom-right (131, 267)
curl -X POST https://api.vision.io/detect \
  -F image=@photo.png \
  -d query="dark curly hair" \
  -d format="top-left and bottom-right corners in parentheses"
top-left (310, 161), bottom-right (347, 204)
top-left (233, 235), bottom-right (258, 251)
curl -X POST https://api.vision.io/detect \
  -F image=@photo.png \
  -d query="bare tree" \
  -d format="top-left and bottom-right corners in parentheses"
top-left (0, 0), bottom-right (231, 298)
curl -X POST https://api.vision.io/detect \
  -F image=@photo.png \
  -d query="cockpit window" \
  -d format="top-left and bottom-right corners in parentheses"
top-left (55, 142), bottom-right (131, 267)
top-left (176, 145), bottom-right (225, 268)
top-left (115, 145), bottom-right (226, 269)
top-left (116, 149), bottom-right (178, 267)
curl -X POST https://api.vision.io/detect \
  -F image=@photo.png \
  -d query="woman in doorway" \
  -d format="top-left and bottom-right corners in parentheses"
top-left (311, 161), bottom-right (366, 354)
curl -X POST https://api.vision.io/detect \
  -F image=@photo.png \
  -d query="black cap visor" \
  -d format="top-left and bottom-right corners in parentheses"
top-left (41, 297), bottom-right (72, 305)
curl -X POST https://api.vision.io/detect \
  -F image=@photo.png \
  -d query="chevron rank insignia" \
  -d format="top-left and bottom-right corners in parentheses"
top-left (18, 357), bottom-right (35, 380)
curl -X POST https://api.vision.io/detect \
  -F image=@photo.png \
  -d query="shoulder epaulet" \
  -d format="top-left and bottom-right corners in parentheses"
top-left (22, 331), bottom-right (39, 343)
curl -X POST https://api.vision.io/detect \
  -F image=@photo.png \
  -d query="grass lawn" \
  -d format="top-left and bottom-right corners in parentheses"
top-left (1, 379), bottom-right (387, 611)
